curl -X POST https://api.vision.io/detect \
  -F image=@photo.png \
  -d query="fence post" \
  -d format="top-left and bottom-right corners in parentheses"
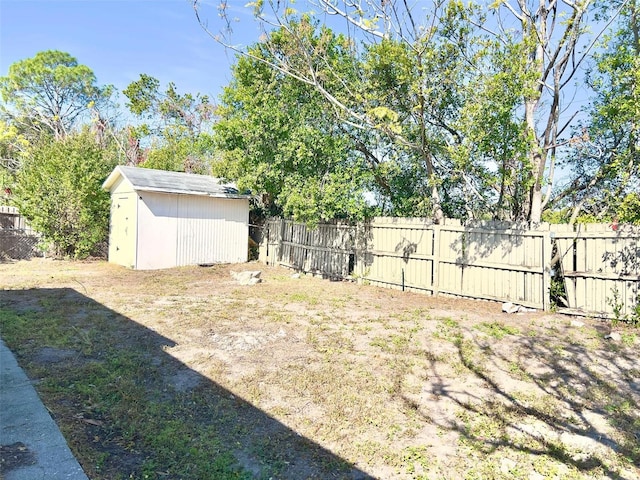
top-left (543, 228), bottom-right (552, 311)
top-left (276, 218), bottom-right (285, 266)
top-left (258, 222), bottom-right (269, 264)
top-left (432, 223), bottom-right (440, 296)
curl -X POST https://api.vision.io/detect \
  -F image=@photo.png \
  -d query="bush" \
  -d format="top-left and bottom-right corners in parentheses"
top-left (15, 131), bottom-right (117, 258)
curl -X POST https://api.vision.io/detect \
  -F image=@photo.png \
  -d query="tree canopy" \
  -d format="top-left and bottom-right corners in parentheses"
top-left (558, 0), bottom-right (640, 224)
top-left (123, 74), bottom-right (217, 173)
top-left (195, 0), bottom-right (637, 224)
top-left (213, 26), bottom-right (374, 223)
top-left (0, 50), bottom-right (113, 141)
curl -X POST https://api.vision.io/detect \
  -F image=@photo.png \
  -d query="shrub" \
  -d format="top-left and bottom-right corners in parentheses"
top-left (15, 131), bottom-right (117, 258)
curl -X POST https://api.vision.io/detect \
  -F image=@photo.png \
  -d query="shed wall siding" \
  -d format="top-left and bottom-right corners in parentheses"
top-left (105, 169), bottom-right (250, 269)
top-left (176, 196), bottom-right (249, 265)
top-left (110, 176), bottom-right (136, 195)
top-left (136, 192), bottom-right (178, 270)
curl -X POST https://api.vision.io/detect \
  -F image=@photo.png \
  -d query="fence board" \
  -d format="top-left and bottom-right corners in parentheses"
top-left (261, 217), bottom-right (639, 317)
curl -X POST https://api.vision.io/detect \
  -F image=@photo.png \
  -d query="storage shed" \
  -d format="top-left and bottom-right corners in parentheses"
top-left (102, 166), bottom-right (250, 270)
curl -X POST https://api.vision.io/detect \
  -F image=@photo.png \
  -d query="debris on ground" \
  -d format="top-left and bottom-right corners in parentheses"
top-left (231, 270), bottom-right (262, 285)
top-left (501, 302), bottom-right (537, 314)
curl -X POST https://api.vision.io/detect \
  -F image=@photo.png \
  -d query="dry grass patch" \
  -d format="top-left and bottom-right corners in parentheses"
top-left (1, 258), bottom-right (639, 479)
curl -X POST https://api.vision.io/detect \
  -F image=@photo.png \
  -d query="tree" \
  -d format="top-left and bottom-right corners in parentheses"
top-left (14, 130), bottom-right (117, 258)
top-left (123, 74), bottom-right (216, 173)
top-left (214, 30), bottom-right (374, 223)
top-left (487, 1), bottom-right (626, 222)
top-left (0, 50), bottom-right (113, 141)
top-left (195, 0), bottom-right (623, 223)
top-left (0, 120), bottom-right (29, 200)
top-left (203, 6), bottom-right (482, 221)
top-left (555, 0), bottom-right (639, 223)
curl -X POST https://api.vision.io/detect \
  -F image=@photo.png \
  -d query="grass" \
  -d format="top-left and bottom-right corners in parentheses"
top-left (1, 304), bottom-right (248, 479)
top-left (1, 259), bottom-right (639, 480)
top-left (474, 321), bottom-right (521, 339)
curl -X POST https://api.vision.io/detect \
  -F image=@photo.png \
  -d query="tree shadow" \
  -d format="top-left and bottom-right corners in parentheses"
top-left (556, 223), bottom-right (640, 317)
top-left (0, 288), bottom-right (375, 480)
top-left (446, 220), bottom-right (530, 268)
top-left (600, 224), bottom-right (640, 318)
top-left (397, 323), bottom-right (639, 478)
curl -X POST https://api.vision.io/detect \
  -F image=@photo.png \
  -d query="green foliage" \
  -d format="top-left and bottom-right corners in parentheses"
top-left (213, 24), bottom-right (374, 224)
top-left (0, 120), bottom-right (30, 199)
top-left (123, 74), bottom-right (216, 173)
top-left (203, 1), bottom-right (617, 223)
top-left (562, 1), bottom-right (639, 222)
top-left (143, 133), bottom-right (215, 174)
top-left (213, 3), bottom-right (593, 223)
top-left (0, 50), bottom-right (113, 141)
top-left (542, 208), bottom-right (570, 224)
top-left (124, 74), bottom-right (215, 135)
top-left (474, 322), bottom-right (520, 339)
top-left (15, 131), bottom-right (117, 258)
top-left (618, 193), bottom-right (640, 224)
top-left (123, 73), bottom-right (161, 117)
top-left (608, 287), bottom-right (640, 327)
top-left (451, 38), bottom-right (535, 220)
top-left (0, 120), bottom-right (29, 159)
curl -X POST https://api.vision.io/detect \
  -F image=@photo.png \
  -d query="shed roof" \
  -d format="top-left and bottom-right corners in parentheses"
top-left (102, 166), bottom-right (249, 199)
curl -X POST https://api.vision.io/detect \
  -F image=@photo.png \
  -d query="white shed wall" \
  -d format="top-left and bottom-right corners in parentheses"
top-left (106, 170), bottom-right (249, 270)
top-left (136, 192), bottom-right (178, 270)
top-left (176, 195), bottom-right (249, 265)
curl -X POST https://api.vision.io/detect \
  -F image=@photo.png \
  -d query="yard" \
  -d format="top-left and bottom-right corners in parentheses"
top-left (0, 259), bottom-right (638, 479)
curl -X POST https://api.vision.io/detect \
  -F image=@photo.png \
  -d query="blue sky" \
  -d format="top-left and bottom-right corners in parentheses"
top-left (0, 0), bottom-right (263, 102)
top-left (0, 0), bottom-right (599, 124)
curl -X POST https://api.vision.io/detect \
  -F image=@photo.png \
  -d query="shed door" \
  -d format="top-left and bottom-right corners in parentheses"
top-left (109, 194), bottom-right (137, 268)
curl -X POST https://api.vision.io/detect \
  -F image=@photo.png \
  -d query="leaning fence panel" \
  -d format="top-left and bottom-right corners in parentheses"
top-left (556, 224), bottom-right (640, 318)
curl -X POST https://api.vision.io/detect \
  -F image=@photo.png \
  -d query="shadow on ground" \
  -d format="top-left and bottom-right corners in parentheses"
top-left (400, 322), bottom-right (640, 479)
top-left (0, 288), bottom-right (374, 480)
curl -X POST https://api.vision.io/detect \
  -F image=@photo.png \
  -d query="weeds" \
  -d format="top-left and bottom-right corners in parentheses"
top-left (1, 260), bottom-right (639, 480)
top-left (608, 287), bottom-right (640, 326)
top-left (474, 321), bottom-right (520, 339)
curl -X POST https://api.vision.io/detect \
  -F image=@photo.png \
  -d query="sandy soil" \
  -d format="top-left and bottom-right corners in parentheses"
top-left (1, 258), bottom-right (639, 479)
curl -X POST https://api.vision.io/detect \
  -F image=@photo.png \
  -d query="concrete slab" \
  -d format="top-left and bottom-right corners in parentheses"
top-left (0, 338), bottom-right (88, 480)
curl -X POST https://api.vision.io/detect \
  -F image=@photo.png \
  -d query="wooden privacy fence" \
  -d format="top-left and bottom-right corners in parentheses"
top-left (0, 206), bottom-right (40, 261)
top-left (260, 217), bottom-right (640, 318)
top-left (554, 223), bottom-right (640, 318)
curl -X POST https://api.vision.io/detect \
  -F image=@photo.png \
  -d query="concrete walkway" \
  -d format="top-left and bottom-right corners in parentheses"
top-left (0, 339), bottom-right (88, 480)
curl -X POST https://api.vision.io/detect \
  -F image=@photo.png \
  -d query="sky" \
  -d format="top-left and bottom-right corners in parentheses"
top-left (0, 0), bottom-right (603, 127)
top-left (0, 0), bottom-right (263, 104)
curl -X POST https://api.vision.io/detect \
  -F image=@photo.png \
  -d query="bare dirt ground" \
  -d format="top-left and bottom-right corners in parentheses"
top-left (1, 258), bottom-right (639, 479)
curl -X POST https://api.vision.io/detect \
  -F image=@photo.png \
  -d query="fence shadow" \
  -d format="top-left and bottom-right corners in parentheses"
top-left (0, 288), bottom-right (374, 480)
